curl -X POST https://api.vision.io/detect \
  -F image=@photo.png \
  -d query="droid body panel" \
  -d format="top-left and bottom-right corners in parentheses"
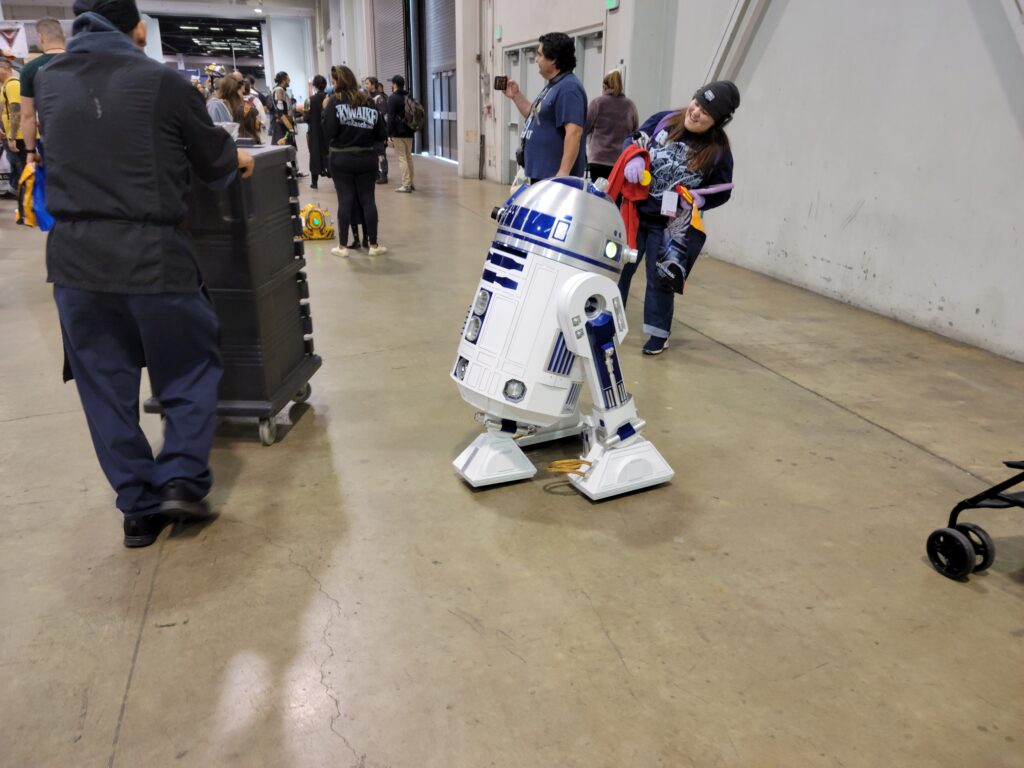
top-left (452, 178), bottom-right (673, 499)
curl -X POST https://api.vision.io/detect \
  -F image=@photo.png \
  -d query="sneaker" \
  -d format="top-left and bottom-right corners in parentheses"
top-left (124, 512), bottom-right (167, 548)
top-left (368, 244), bottom-right (388, 256)
top-left (642, 336), bottom-right (669, 355)
top-left (348, 240), bottom-right (362, 249)
top-left (395, 186), bottom-right (412, 193)
top-left (331, 246), bottom-right (349, 258)
top-left (159, 481), bottom-right (213, 520)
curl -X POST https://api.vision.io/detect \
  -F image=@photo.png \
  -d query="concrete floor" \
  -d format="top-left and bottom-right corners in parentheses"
top-left (1, 156), bottom-right (1023, 768)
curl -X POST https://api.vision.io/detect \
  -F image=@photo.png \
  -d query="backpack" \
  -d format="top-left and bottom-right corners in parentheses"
top-left (403, 93), bottom-right (425, 132)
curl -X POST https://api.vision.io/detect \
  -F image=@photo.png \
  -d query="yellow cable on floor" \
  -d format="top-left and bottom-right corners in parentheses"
top-left (546, 459), bottom-right (592, 476)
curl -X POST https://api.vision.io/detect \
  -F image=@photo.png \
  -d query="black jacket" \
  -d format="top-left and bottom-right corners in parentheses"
top-left (322, 95), bottom-right (387, 152)
top-left (35, 13), bottom-right (237, 293)
top-left (305, 89), bottom-right (328, 177)
top-left (386, 90), bottom-right (414, 138)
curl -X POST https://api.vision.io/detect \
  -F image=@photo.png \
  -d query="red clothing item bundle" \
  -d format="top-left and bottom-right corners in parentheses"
top-left (605, 145), bottom-right (650, 249)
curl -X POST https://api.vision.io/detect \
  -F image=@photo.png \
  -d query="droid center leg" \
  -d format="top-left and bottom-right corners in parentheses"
top-left (556, 273), bottom-right (674, 500)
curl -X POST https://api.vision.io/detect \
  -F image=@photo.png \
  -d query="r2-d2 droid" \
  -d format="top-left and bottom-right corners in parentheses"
top-left (451, 177), bottom-right (674, 500)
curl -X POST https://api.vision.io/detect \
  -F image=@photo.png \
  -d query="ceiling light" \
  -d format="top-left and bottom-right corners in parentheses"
top-left (254, 8), bottom-right (263, 13)
top-left (180, 24), bottom-right (199, 29)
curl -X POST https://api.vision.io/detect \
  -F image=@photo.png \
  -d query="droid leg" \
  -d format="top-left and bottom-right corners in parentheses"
top-left (556, 273), bottom-right (674, 500)
top-left (453, 419), bottom-right (537, 487)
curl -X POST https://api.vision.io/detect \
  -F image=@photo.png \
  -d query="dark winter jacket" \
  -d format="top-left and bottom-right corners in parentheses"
top-left (626, 110), bottom-right (734, 221)
top-left (322, 95), bottom-right (387, 153)
top-left (35, 13), bottom-right (237, 293)
top-left (305, 89), bottom-right (328, 176)
top-left (385, 90), bottom-right (414, 138)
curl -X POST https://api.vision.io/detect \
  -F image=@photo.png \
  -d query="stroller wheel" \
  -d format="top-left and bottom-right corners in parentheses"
top-left (955, 522), bottom-right (995, 573)
top-left (926, 527), bottom-right (975, 580)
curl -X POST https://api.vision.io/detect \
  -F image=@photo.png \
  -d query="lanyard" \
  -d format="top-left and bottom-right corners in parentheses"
top-left (523, 71), bottom-right (569, 134)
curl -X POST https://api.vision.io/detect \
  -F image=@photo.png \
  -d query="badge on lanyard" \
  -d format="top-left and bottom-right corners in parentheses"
top-left (661, 189), bottom-right (679, 217)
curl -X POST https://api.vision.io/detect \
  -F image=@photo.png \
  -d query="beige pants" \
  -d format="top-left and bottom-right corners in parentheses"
top-left (392, 137), bottom-right (414, 187)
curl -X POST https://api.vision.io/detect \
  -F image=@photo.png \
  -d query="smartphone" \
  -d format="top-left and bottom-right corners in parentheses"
top-left (493, 75), bottom-right (508, 91)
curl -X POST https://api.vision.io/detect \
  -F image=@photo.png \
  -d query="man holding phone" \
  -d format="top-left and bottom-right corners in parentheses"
top-left (501, 31), bottom-right (587, 183)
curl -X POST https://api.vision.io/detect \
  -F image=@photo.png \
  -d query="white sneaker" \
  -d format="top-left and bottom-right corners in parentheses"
top-left (330, 246), bottom-right (349, 258)
top-left (395, 186), bottom-right (412, 193)
top-left (368, 244), bottom-right (388, 256)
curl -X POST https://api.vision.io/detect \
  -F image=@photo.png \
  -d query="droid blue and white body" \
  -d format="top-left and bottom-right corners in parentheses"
top-left (451, 177), bottom-right (674, 500)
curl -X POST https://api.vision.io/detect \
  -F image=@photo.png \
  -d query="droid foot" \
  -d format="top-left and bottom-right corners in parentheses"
top-left (454, 432), bottom-right (537, 487)
top-left (569, 438), bottom-right (674, 500)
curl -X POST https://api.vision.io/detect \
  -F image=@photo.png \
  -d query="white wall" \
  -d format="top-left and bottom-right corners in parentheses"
top-left (265, 15), bottom-right (314, 98)
top-left (708, 0), bottom-right (1024, 361)
top-left (327, 0), bottom-right (372, 79)
top-left (142, 14), bottom-right (163, 62)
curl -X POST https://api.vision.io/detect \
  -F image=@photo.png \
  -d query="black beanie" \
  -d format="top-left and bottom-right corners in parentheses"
top-left (694, 80), bottom-right (740, 126)
top-left (72, 0), bottom-right (141, 34)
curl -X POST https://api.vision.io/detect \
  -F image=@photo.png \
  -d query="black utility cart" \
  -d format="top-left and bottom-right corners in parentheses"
top-left (926, 460), bottom-right (1024, 580)
top-left (144, 145), bottom-right (321, 445)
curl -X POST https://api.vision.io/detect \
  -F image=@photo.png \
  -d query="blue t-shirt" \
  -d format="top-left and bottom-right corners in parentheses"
top-left (522, 72), bottom-right (587, 180)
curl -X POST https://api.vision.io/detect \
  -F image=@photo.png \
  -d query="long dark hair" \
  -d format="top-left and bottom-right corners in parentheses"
top-left (333, 65), bottom-right (370, 107)
top-left (663, 110), bottom-right (731, 175)
top-left (216, 74), bottom-right (244, 122)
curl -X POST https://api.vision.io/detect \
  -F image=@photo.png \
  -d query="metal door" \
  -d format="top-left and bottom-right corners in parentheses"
top-left (430, 69), bottom-right (457, 161)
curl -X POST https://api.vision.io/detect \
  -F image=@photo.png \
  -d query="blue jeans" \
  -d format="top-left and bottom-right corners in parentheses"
top-left (54, 286), bottom-right (222, 518)
top-left (617, 219), bottom-right (675, 339)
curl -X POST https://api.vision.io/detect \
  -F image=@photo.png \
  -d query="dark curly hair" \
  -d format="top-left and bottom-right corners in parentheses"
top-left (538, 32), bottom-right (576, 73)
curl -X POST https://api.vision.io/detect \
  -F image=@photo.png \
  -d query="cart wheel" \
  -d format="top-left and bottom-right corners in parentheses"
top-left (955, 522), bottom-right (995, 573)
top-left (258, 418), bottom-right (278, 446)
top-left (293, 382), bottom-right (312, 404)
top-left (926, 527), bottom-right (975, 580)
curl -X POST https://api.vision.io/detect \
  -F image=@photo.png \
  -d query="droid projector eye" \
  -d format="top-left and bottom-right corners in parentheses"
top-left (473, 289), bottom-right (491, 316)
top-left (604, 240), bottom-right (620, 260)
top-left (465, 315), bottom-right (482, 342)
top-left (503, 379), bottom-right (526, 402)
top-left (454, 356), bottom-right (469, 380)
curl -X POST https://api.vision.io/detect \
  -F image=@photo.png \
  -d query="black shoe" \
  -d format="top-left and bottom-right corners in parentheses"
top-left (349, 240), bottom-right (362, 249)
top-left (310, 183), bottom-right (318, 190)
top-left (124, 513), bottom-right (167, 548)
top-left (376, 177), bottom-right (388, 185)
top-left (159, 481), bottom-right (213, 520)
top-left (642, 336), bottom-right (669, 356)
top-left (362, 239), bottom-right (369, 249)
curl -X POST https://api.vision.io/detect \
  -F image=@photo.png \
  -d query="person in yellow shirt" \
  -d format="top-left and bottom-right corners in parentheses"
top-left (0, 58), bottom-right (26, 184)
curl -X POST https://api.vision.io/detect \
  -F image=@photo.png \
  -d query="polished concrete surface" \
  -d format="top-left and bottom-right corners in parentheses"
top-left (1, 156), bottom-right (1023, 768)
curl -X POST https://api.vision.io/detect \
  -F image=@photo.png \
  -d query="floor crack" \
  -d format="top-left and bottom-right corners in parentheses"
top-left (228, 519), bottom-right (359, 760)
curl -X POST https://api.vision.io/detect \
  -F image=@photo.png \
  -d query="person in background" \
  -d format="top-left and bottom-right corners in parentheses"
top-left (0, 58), bottom-right (26, 185)
top-left (385, 74), bottom-right (415, 193)
top-left (616, 81), bottom-right (739, 356)
top-left (501, 31), bottom-right (587, 183)
top-left (323, 64), bottom-right (387, 257)
top-left (20, 18), bottom-right (66, 167)
top-left (206, 72), bottom-right (242, 125)
top-left (585, 69), bottom-right (637, 182)
top-left (364, 76), bottom-right (388, 184)
top-left (35, 0), bottom-right (254, 547)
top-left (240, 78), bottom-right (265, 140)
top-left (305, 74), bottom-right (328, 189)
top-left (271, 71), bottom-right (295, 146)
top-left (243, 74), bottom-right (268, 137)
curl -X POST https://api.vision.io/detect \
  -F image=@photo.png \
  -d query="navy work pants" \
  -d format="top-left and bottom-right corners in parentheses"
top-left (617, 219), bottom-right (674, 339)
top-left (54, 286), bottom-right (222, 519)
